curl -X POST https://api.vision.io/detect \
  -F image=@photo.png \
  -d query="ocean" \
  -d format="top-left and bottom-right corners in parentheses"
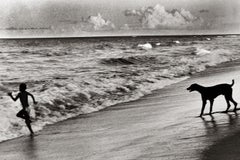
top-left (0, 35), bottom-right (239, 142)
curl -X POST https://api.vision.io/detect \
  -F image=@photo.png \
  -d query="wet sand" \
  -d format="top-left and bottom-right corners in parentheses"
top-left (1, 61), bottom-right (240, 160)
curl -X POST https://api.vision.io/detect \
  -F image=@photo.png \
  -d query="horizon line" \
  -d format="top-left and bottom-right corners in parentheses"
top-left (0, 33), bottom-right (239, 40)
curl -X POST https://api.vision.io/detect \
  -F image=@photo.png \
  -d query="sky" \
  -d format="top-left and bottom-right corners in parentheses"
top-left (0, 0), bottom-right (239, 37)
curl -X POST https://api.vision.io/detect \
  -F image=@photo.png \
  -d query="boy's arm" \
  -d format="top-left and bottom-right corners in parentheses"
top-left (8, 92), bottom-right (19, 101)
top-left (28, 92), bottom-right (37, 104)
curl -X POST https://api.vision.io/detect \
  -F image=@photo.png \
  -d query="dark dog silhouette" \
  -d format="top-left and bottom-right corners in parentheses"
top-left (187, 80), bottom-right (238, 117)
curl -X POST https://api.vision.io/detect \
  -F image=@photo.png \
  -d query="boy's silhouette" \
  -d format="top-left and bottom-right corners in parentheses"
top-left (8, 83), bottom-right (37, 135)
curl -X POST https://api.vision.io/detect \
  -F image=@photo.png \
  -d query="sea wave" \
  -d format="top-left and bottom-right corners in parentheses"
top-left (0, 76), bottom-right (187, 142)
top-left (100, 55), bottom-right (165, 65)
top-left (0, 35), bottom-right (240, 142)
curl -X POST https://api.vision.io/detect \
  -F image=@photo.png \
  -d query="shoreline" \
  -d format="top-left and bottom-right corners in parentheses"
top-left (1, 60), bottom-right (240, 159)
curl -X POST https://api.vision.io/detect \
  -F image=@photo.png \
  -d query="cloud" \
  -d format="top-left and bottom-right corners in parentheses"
top-left (125, 4), bottom-right (204, 29)
top-left (87, 13), bottom-right (115, 31)
top-left (49, 14), bottom-right (115, 33)
top-left (125, 9), bottom-right (143, 17)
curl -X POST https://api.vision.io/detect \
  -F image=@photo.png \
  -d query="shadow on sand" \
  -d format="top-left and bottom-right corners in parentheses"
top-left (21, 135), bottom-right (38, 159)
top-left (200, 112), bottom-right (240, 160)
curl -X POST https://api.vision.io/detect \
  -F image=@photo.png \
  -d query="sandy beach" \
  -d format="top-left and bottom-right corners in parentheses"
top-left (1, 60), bottom-right (240, 160)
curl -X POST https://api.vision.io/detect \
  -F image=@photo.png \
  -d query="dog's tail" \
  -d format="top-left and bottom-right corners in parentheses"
top-left (231, 79), bottom-right (235, 87)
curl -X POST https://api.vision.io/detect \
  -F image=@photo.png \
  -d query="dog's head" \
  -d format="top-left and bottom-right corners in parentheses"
top-left (187, 83), bottom-right (200, 92)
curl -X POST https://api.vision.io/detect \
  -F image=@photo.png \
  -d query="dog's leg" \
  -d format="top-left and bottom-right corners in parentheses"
top-left (200, 100), bottom-right (206, 117)
top-left (225, 96), bottom-right (231, 112)
top-left (229, 97), bottom-right (238, 112)
top-left (209, 100), bottom-right (214, 115)
top-left (233, 102), bottom-right (238, 112)
top-left (226, 90), bottom-right (238, 112)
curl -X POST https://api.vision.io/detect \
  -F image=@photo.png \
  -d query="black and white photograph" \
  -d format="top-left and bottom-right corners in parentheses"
top-left (0, 0), bottom-right (240, 159)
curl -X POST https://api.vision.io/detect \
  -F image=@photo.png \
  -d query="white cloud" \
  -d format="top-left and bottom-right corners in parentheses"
top-left (88, 13), bottom-right (115, 31)
top-left (125, 4), bottom-right (204, 29)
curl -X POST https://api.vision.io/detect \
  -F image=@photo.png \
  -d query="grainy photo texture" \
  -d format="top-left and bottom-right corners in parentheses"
top-left (0, 0), bottom-right (240, 160)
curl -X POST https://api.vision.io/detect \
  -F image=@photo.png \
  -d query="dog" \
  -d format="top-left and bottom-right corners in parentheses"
top-left (187, 80), bottom-right (238, 116)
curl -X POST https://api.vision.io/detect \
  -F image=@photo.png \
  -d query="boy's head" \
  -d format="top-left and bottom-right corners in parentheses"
top-left (19, 83), bottom-right (27, 92)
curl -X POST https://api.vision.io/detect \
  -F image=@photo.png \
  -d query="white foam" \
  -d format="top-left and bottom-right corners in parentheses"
top-left (194, 48), bottom-right (211, 55)
top-left (174, 40), bottom-right (180, 44)
top-left (137, 43), bottom-right (152, 50)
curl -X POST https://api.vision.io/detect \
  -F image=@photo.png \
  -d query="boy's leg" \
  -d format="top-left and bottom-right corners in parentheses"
top-left (16, 109), bottom-right (26, 120)
top-left (25, 120), bottom-right (34, 134)
top-left (23, 109), bottom-right (32, 123)
top-left (23, 110), bottom-right (34, 134)
top-left (17, 109), bottom-right (33, 134)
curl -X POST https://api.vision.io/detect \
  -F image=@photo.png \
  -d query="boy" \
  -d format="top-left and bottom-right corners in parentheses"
top-left (8, 83), bottom-right (37, 135)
